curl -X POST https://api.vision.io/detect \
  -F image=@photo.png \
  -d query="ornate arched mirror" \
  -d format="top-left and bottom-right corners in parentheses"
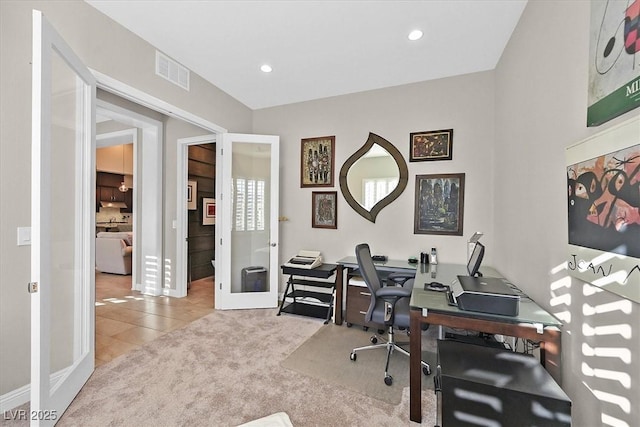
top-left (339, 133), bottom-right (408, 222)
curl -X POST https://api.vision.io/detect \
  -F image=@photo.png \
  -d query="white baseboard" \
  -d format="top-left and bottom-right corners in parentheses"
top-left (0, 382), bottom-right (29, 413)
top-left (0, 369), bottom-right (67, 413)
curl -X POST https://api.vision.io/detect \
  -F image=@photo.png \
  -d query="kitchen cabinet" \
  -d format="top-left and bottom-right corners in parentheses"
top-left (96, 171), bottom-right (131, 213)
top-left (99, 186), bottom-right (125, 203)
top-left (97, 171), bottom-right (122, 188)
top-left (96, 144), bottom-right (133, 175)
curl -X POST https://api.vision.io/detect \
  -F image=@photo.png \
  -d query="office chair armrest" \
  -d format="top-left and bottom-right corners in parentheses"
top-left (387, 272), bottom-right (415, 287)
top-left (376, 286), bottom-right (412, 299)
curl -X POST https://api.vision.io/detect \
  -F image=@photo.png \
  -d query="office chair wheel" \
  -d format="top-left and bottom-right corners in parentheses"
top-left (370, 336), bottom-right (378, 344)
top-left (350, 352), bottom-right (357, 361)
top-left (378, 329), bottom-right (385, 335)
top-left (423, 365), bottom-right (431, 376)
top-left (346, 322), bottom-right (353, 327)
top-left (384, 375), bottom-right (393, 386)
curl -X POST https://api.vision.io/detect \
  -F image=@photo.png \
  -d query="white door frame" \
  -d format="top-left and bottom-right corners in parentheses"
top-left (95, 99), bottom-right (163, 295)
top-left (90, 70), bottom-right (227, 297)
top-left (173, 135), bottom-right (217, 298)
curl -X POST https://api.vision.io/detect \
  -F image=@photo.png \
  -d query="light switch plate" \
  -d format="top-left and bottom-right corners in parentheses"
top-left (17, 227), bottom-right (31, 246)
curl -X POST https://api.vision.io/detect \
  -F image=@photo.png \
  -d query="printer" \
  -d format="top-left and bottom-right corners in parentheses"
top-left (283, 250), bottom-right (323, 269)
top-left (446, 241), bottom-right (520, 316)
top-left (448, 275), bottom-right (520, 316)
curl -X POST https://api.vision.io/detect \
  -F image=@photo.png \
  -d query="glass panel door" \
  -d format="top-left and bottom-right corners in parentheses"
top-left (216, 134), bottom-right (279, 309)
top-left (31, 10), bottom-right (95, 425)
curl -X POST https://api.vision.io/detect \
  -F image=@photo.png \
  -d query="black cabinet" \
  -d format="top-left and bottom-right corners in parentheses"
top-left (436, 339), bottom-right (571, 426)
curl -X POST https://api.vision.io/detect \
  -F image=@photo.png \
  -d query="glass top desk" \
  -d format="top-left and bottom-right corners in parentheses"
top-left (336, 256), bottom-right (417, 272)
top-left (408, 263), bottom-right (563, 423)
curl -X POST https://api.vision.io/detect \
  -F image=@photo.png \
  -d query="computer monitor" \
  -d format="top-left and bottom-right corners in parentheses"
top-left (467, 242), bottom-right (485, 277)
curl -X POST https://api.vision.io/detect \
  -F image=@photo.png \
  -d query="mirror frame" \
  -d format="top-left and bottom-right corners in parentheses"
top-left (339, 132), bottom-right (408, 222)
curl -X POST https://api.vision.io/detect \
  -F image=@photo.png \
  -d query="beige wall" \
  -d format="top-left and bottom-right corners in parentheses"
top-left (0, 0), bottom-right (251, 395)
top-left (253, 71), bottom-right (496, 268)
top-left (496, 1), bottom-right (639, 426)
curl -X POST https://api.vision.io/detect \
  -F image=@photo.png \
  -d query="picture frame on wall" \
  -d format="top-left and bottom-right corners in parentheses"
top-left (312, 191), bottom-right (337, 229)
top-left (566, 116), bottom-right (640, 303)
top-left (414, 173), bottom-right (465, 236)
top-left (301, 136), bottom-right (335, 187)
top-left (202, 197), bottom-right (216, 225)
top-left (409, 129), bottom-right (453, 162)
top-left (587, 1), bottom-right (640, 126)
top-left (187, 180), bottom-right (197, 210)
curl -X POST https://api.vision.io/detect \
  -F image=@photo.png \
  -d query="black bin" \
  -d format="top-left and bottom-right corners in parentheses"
top-left (241, 266), bottom-right (267, 292)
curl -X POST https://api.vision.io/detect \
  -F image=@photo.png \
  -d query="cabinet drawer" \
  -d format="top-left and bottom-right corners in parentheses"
top-left (346, 284), bottom-right (383, 328)
top-left (347, 284), bottom-right (372, 305)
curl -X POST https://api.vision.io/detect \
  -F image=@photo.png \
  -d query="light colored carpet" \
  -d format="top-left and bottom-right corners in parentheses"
top-left (1, 309), bottom-right (438, 426)
top-left (281, 323), bottom-right (438, 405)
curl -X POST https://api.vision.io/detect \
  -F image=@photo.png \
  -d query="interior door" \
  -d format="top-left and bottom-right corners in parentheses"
top-left (30, 10), bottom-right (95, 425)
top-left (216, 133), bottom-right (279, 309)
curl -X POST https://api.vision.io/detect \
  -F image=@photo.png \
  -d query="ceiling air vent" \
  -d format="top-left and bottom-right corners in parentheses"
top-left (156, 51), bottom-right (190, 91)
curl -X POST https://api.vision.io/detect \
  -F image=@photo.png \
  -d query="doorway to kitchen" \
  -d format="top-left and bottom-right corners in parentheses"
top-left (95, 96), bottom-right (163, 295)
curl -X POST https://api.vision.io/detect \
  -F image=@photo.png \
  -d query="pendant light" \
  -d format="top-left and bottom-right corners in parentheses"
top-left (118, 144), bottom-right (129, 193)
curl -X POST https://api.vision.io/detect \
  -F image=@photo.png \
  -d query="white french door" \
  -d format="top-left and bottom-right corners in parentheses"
top-left (30, 10), bottom-right (95, 425)
top-left (216, 133), bottom-right (280, 309)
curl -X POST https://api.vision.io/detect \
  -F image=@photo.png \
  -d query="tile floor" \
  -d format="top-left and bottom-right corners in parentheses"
top-left (95, 272), bottom-right (215, 366)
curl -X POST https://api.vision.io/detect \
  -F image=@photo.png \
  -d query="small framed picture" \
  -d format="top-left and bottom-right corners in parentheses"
top-left (410, 129), bottom-right (453, 162)
top-left (414, 173), bottom-right (465, 236)
top-left (301, 136), bottom-right (335, 187)
top-left (202, 198), bottom-right (216, 225)
top-left (187, 180), bottom-right (197, 210)
top-left (312, 191), bottom-right (337, 229)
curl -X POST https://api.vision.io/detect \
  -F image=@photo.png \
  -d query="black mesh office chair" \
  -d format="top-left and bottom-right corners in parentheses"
top-left (349, 243), bottom-right (431, 386)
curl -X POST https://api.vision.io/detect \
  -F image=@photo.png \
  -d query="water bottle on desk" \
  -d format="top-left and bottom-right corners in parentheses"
top-left (429, 247), bottom-right (438, 265)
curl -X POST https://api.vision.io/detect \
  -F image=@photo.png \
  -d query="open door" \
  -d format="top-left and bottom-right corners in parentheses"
top-left (30, 10), bottom-right (95, 425)
top-left (216, 133), bottom-right (279, 309)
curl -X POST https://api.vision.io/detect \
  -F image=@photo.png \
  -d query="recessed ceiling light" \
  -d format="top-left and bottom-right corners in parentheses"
top-left (408, 30), bottom-right (423, 41)
top-left (260, 64), bottom-right (273, 73)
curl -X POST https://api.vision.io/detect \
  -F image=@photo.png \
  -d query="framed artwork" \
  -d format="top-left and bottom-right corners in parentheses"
top-left (409, 129), bottom-right (453, 162)
top-left (566, 116), bottom-right (640, 303)
top-left (312, 191), bottom-right (337, 229)
top-left (414, 173), bottom-right (465, 236)
top-left (587, 1), bottom-right (640, 126)
top-left (301, 136), bottom-right (335, 187)
top-left (187, 180), bottom-right (197, 210)
top-left (202, 198), bottom-right (216, 225)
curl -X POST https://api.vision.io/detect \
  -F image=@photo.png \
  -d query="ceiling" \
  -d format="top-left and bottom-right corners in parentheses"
top-left (85, 0), bottom-right (527, 110)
